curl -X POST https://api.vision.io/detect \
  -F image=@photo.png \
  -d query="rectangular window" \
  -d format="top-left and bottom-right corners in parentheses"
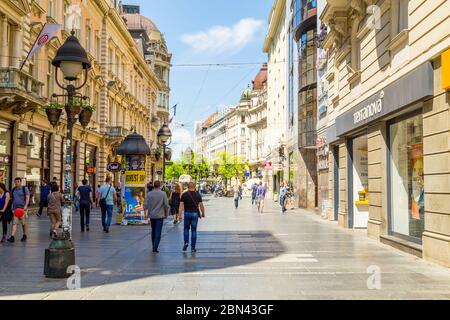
top-left (389, 113), bottom-right (424, 242)
top-left (398, 0), bottom-right (409, 32)
top-left (86, 26), bottom-right (91, 52)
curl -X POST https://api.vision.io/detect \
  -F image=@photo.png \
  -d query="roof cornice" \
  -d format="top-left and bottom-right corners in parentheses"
top-left (263, 0), bottom-right (286, 53)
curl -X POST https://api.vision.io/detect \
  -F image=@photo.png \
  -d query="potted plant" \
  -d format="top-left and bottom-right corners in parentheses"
top-left (164, 147), bottom-right (172, 161)
top-left (65, 97), bottom-right (82, 123)
top-left (42, 102), bottom-right (63, 127)
top-left (79, 103), bottom-right (96, 128)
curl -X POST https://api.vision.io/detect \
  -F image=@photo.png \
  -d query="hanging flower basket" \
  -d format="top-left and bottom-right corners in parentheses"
top-left (78, 104), bottom-right (96, 128)
top-left (165, 148), bottom-right (172, 161)
top-left (45, 108), bottom-right (63, 128)
top-left (42, 102), bottom-right (63, 128)
top-left (79, 109), bottom-right (92, 128)
top-left (65, 104), bottom-right (81, 123)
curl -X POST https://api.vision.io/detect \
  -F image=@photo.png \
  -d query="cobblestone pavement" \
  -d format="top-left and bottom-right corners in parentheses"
top-left (1, 195), bottom-right (450, 300)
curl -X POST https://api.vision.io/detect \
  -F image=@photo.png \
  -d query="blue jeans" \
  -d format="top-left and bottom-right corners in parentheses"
top-left (101, 204), bottom-right (113, 228)
top-left (184, 212), bottom-right (199, 248)
top-left (280, 195), bottom-right (286, 212)
top-left (151, 218), bottom-right (164, 250)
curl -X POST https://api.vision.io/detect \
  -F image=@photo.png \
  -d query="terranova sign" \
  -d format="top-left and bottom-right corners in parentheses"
top-left (335, 62), bottom-right (434, 137)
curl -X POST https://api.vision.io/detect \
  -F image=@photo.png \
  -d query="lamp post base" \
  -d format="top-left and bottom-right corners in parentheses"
top-left (44, 235), bottom-right (75, 279)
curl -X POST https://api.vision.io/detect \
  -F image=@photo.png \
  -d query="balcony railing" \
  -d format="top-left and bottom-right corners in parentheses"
top-left (0, 67), bottom-right (43, 98)
top-left (106, 126), bottom-right (129, 138)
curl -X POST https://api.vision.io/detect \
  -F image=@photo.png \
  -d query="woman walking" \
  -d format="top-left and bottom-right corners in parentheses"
top-left (0, 183), bottom-right (11, 243)
top-left (170, 183), bottom-right (182, 224)
top-left (180, 182), bottom-right (205, 252)
top-left (47, 183), bottom-right (64, 238)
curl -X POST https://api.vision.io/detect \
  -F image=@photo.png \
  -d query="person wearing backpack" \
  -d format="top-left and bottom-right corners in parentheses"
top-left (0, 183), bottom-right (12, 243)
top-left (179, 182), bottom-right (205, 253)
top-left (99, 177), bottom-right (117, 233)
top-left (8, 177), bottom-right (30, 243)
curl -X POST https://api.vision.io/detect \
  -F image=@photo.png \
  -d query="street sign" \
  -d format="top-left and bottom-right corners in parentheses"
top-left (273, 163), bottom-right (284, 171)
top-left (107, 162), bottom-right (121, 172)
top-left (165, 161), bottom-right (174, 166)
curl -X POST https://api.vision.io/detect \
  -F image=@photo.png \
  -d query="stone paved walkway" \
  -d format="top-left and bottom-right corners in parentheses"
top-left (1, 195), bottom-right (450, 300)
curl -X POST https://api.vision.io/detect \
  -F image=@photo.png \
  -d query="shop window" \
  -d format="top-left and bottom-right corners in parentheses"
top-left (389, 113), bottom-right (424, 242)
top-left (352, 135), bottom-right (369, 228)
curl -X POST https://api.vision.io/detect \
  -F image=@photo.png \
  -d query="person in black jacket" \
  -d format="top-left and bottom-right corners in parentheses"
top-left (170, 183), bottom-right (182, 224)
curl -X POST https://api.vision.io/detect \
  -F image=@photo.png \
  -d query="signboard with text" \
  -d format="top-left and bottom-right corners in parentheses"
top-left (123, 170), bottom-right (147, 225)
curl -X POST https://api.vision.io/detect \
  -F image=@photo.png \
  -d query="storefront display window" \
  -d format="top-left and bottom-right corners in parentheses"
top-left (389, 113), bottom-right (424, 241)
top-left (352, 135), bottom-right (369, 228)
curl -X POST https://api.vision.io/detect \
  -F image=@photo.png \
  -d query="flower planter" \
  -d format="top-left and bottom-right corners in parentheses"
top-left (45, 108), bottom-right (63, 128)
top-left (79, 109), bottom-right (92, 128)
top-left (65, 104), bottom-right (81, 123)
top-left (165, 149), bottom-right (172, 161)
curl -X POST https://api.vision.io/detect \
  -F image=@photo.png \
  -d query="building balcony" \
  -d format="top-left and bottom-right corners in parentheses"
top-left (0, 67), bottom-right (44, 115)
top-left (106, 126), bottom-right (129, 138)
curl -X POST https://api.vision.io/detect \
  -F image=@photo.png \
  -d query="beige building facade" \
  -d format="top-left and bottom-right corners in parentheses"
top-left (0, 0), bottom-right (161, 207)
top-left (321, 0), bottom-right (450, 266)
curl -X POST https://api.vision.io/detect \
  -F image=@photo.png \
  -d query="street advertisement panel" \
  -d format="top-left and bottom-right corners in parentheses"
top-left (122, 170), bottom-right (148, 225)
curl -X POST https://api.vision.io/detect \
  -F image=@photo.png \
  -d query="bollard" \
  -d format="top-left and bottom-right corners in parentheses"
top-left (44, 236), bottom-right (75, 278)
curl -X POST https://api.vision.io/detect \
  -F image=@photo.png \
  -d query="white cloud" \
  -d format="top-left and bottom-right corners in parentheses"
top-left (180, 18), bottom-right (264, 55)
top-left (171, 128), bottom-right (193, 160)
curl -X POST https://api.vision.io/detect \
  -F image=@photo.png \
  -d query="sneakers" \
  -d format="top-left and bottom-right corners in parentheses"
top-left (1, 235), bottom-right (6, 243)
top-left (182, 243), bottom-right (189, 251)
top-left (21, 235), bottom-right (27, 242)
top-left (7, 236), bottom-right (14, 243)
top-left (86, 225), bottom-right (90, 232)
top-left (191, 248), bottom-right (197, 253)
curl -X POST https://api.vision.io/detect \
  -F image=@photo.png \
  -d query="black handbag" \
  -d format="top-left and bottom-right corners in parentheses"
top-left (99, 186), bottom-right (112, 208)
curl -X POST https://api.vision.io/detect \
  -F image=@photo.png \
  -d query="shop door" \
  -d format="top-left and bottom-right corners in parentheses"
top-left (349, 135), bottom-right (369, 229)
top-left (333, 146), bottom-right (339, 221)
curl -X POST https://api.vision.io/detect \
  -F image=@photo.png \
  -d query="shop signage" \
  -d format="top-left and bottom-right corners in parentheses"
top-left (443, 48), bottom-right (450, 90)
top-left (107, 162), bottom-right (121, 172)
top-left (86, 167), bottom-right (95, 174)
top-left (273, 163), bottom-right (283, 171)
top-left (124, 171), bottom-right (146, 185)
top-left (353, 91), bottom-right (383, 125)
top-left (335, 62), bottom-right (434, 137)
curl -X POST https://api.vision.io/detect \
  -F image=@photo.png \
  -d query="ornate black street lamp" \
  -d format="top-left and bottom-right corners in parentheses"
top-left (157, 123), bottom-right (172, 182)
top-left (44, 31), bottom-right (92, 278)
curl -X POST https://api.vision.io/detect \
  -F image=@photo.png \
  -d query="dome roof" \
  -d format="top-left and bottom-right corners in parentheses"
top-left (252, 63), bottom-right (268, 90)
top-left (240, 85), bottom-right (252, 101)
top-left (123, 13), bottom-right (160, 34)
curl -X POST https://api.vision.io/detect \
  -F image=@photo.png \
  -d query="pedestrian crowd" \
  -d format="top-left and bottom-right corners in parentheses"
top-left (0, 174), bottom-right (291, 253)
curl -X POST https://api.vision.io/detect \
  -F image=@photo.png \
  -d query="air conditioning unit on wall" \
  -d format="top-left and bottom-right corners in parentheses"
top-left (21, 131), bottom-right (35, 147)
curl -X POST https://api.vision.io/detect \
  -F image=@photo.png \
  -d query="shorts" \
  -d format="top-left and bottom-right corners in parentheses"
top-left (13, 213), bottom-right (28, 225)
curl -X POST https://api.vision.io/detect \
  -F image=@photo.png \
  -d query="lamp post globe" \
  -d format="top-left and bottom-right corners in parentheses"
top-left (52, 31), bottom-right (91, 81)
top-left (157, 123), bottom-right (172, 145)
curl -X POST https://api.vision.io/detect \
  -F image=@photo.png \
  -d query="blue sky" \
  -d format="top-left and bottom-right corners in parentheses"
top-left (125, 0), bottom-right (273, 158)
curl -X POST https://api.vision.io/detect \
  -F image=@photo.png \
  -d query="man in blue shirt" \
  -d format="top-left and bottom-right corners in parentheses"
top-left (99, 177), bottom-right (117, 233)
top-left (280, 182), bottom-right (288, 214)
top-left (251, 183), bottom-right (258, 205)
top-left (37, 180), bottom-right (51, 217)
top-left (256, 182), bottom-right (266, 213)
top-left (77, 179), bottom-right (93, 232)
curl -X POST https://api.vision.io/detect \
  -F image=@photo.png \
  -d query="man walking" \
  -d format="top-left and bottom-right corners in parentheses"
top-left (180, 182), bottom-right (205, 253)
top-left (280, 181), bottom-right (288, 214)
top-left (37, 180), bottom-right (51, 217)
top-left (233, 185), bottom-right (240, 209)
top-left (8, 178), bottom-right (30, 242)
top-left (144, 181), bottom-right (169, 253)
top-left (256, 182), bottom-right (266, 213)
top-left (99, 177), bottom-right (117, 233)
top-left (77, 179), bottom-right (93, 232)
top-left (251, 183), bottom-right (258, 205)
